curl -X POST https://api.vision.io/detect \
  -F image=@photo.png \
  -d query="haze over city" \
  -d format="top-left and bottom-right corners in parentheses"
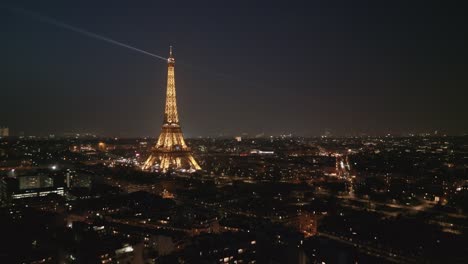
top-left (1, 1), bottom-right (467, 137)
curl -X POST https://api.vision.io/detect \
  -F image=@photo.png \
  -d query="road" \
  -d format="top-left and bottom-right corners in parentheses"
top-left (317, 232), bottom-right (418, 264)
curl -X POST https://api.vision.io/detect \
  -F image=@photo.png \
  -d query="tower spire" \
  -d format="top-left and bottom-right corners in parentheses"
top-left (168, 46), bottom-right (175, 65)
top-left (164, 45), bottom-right (178, 124)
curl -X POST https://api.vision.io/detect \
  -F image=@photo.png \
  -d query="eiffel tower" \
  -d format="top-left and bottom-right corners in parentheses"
top-left (142, 47), bottom-right (201, 172)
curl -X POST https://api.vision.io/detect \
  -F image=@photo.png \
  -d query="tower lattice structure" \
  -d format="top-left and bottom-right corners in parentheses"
top-left (142, 47), bottom-right (201, 172)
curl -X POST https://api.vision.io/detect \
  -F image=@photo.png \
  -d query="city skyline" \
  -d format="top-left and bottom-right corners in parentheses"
top-left (1, 2), bottom-right (468, 262)
top-left (1, 1), bottom-right (467, 137)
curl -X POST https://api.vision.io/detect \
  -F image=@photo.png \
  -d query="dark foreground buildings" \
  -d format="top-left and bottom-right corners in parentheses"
top-left (1, 135), bottom-right (467, 263)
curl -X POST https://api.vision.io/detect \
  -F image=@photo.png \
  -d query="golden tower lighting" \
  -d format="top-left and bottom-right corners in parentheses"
top-left (142, 47), bottom-right (201, 172)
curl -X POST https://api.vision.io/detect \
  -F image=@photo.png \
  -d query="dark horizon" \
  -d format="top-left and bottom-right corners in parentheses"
top-left (1, 1), bottom-right (467, 137)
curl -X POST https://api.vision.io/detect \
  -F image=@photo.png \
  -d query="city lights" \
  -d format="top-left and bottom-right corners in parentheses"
top-left (1, 2), bottom-right (467, 263)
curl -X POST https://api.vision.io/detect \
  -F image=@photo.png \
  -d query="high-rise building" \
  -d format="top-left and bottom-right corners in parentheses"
top-left (2, 174), bottom-right (65, 200)
top-left (19, 175), bottom-right (53, 190)
top-left (66, 170), bottom-right (92, 189)
top-left (0, 127), bottom-right (9, 137)
top-left (142, 47), bottom-right (201, 172)
top-left (0, 178), bottom-right (9, 203)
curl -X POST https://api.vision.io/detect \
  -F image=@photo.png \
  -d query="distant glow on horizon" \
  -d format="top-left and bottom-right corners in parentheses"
top-left (9, 6), bottom-right (168, 61)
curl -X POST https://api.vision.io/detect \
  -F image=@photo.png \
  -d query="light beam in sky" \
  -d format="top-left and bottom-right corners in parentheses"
top-left (8, 6), bottom-right (168, 61)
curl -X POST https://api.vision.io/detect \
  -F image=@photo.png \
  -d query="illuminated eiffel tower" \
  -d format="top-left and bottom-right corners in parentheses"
top-left (142, 47), bottom-right (201, 172)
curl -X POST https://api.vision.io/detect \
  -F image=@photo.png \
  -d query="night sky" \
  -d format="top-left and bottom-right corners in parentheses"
top-left (1, 1), bottom-right (467, 137)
